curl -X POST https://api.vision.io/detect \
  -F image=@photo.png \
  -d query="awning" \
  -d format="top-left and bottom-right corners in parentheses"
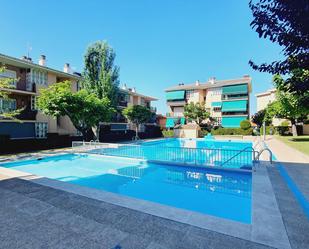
top-left (222, 100), bottom-right (247, 112)
top-left (166, 91), bottom-right (185, 101)
top-left (222, 84), bottom-right (248, 95)
top-left (211, 101), bottom-right (222, 107)
top-left (180, 117), bottom-right (185, 125)
top-left (166, 117), bottom-right (176, 128)
top-left (165, 117), bottom-right (185, 127)
top-left (222, 116), bottom-right (247, 128)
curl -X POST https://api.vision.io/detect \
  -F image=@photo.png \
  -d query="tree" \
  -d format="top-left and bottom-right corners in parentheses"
top-left (37, 81), bottom-right (114, 141)
top-left (249, 0), bottom-right (309, 100)
top-left (184, 102), bottom-right (210, 125)
top-left (81, 41), bottom-right (120, 107)
top-left (274, 68), bottom-right (309, 107)
top-left (251, 109), bottom-right (270, 127)
top-left (249, 0), bottom-right (309, 74)
top-left (264, 87), bottom-right (307, 136)
top-left (122, 105), bottom-right (152, 140)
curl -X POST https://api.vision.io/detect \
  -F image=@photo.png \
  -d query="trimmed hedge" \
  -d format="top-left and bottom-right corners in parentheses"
top-left (211, 127), bottom-right (253, 136)
top-left (240, 120), bottom-right (251, 130)
top-left (199, 127), bottom-right (253, 137)
top-left (260, 126), bottom-right (275, 135)
top-left (162, 130), bottom-right (174, 138)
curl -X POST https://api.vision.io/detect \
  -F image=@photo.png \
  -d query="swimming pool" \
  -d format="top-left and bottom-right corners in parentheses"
top-left (88, 138), bottom-right (254, 169)
top-left (2, 153), bottom-right (252, 223)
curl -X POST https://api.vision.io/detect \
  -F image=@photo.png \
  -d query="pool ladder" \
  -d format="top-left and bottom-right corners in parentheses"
top-left (219, 145), bottom-right (272, 168)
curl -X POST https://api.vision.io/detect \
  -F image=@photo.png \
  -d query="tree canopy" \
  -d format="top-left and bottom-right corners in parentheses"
top-left (122, 105), bottom-right (152, 125)
top-left (251, 109), bottom-right (269, 127)
top-left (249, 0), bottom-right (309, 74)
top-left (122, 105), bottom-right (152, 139)
top-left (184, 102), bottom-right (210, 125)
top-left (81, 41), bottom-right (120, 106)
top-left (37, 81), bottom-right (114, 140)
top-left (264, 83), bottom-right (307, 135)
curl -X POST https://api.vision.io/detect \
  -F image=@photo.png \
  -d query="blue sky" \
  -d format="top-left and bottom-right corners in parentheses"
top-left (0, 0), bottom-right (283, 114)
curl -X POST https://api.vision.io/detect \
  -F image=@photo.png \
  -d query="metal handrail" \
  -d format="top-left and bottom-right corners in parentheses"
top-left (257, 148), bottom-right (273, 164)
top-left (219, 147), bottom-right (257, 167)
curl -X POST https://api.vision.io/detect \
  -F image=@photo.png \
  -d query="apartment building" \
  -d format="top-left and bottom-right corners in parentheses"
top-left (110, 84), bottom-right (157, 130)
top-left (165, 76), bottom-right (252, 128)
top-left (0, 53), bottom-right (81, 139)
top-left (255, 88), bottom-right (287, 126)
top-left (255, 88), bottom-right (276, 111)
top-left (0, 53), bottom-right (157, 138)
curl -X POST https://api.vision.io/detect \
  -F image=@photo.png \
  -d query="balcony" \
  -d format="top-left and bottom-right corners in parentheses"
top-left (166, 100), bottom-right (186, 107)
top-left (15, 106), bottom-right (38, 120)
top-left (118, 100), bottom-right (128, 108)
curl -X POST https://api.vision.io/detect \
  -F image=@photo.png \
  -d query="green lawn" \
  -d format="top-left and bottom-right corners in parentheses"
top-left (276, 135), bottom-right (309, 156)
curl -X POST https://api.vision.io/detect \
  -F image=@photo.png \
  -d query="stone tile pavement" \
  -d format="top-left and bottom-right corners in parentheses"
top-left (0, 176), bottom-right (273, 249)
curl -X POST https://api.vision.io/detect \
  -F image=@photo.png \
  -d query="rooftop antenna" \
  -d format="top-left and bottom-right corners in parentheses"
top-left (26, 43), bottom-right (32, 58)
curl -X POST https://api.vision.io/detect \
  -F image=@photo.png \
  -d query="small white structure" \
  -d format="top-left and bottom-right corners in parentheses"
top-left (174, 124), bottom-right (201, 138)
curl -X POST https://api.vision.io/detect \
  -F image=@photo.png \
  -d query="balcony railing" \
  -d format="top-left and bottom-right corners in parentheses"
top-left (15, 107), bottom-right (38, 120)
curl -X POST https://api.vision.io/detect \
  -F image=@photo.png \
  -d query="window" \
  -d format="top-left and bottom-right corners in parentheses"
top-left (214, 117), bottom-right (222, 126)
top-left (0, 69), bottom-right (17, 88)
top-left (186, 90), bottom-right (195, 99)
top-left (35, 122), bottom-right (48, 138)
top-left (31, 69), bottom-right (48, 86)
top-left (31, 96), bottom-right (37, 110)
top-left (209, 88), bottom-right (222, 96)
top-left (0, 98), bottom-right (16, 113)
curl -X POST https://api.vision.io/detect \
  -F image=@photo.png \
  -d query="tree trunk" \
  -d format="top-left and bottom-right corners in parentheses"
top-left (291, 119), bottom-right (298, 137)
top-left (92, 125), bottom-right (100, 141)
top-left (82, 128), bottom-right (95, 141)
top-left (135, 124), bottom-right (139, 140)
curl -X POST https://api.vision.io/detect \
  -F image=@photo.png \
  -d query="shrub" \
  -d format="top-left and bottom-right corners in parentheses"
top-left (211, 127), bottom-right (253, 136)
top-left (276, 126), bottom-right (290, 135)
top-left (199, 129), bottom-right (209, 137)
top-left (240, 120), bottom-right (251, 130)
top-left (260, 126), bottom-right (276, 135)
top-left (162, 130), bottom-right (174, 138)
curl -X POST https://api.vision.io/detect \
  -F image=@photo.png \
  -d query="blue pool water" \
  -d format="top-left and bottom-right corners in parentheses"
top-left (91, 139), bottom-right (253, 169)
top-left (2, 154), bottom-right (252, 223)
top-left (142, 138), bottom-right (252, 150)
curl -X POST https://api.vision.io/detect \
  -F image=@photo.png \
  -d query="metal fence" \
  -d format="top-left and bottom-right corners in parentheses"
top-left (72, 141), bottom-right (256, 169)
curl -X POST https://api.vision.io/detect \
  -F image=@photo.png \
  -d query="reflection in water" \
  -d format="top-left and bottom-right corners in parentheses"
top-left (166, 168), bottom-right (251, 198)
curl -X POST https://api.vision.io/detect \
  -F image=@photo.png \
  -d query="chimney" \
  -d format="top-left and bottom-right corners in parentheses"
top-left (132, 87), bottom-right (136, 93)
top-left (195, 80), bottom-right (200, 86)
top-left (243, 74), bottom-right (250, 78)
top-left (63, 63), bottom-right (71, 74)
top-left (209, 77), bottom-right (216, 85)
top-left (122, 84), bottom-right (127, 90)
top-left (39, 55), bottom-right (46, 66)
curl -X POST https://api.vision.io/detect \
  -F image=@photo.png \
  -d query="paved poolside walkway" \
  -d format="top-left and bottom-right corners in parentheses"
top-left (264, 137), bottom-right (309, 249)
top-left (265, 137), bottom-right (309, 201)
top-left (0, 175), bottom-right (275, 249)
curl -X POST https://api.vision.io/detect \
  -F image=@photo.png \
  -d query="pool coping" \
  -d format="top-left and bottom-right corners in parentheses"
top-left (0, 157), bottom-right (291, 249)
